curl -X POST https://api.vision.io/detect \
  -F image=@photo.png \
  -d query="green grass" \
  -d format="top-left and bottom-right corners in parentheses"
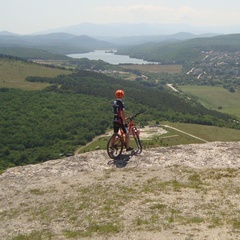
top-left (64, 223), bottom-right (122, 238)
top-left (12, 230), bottom-right (52, 240)
top-left (179, 85), bottom-right (240, 118)
top-left (0, 59), bottom-right (71, 90)
top-left (162, 122), bottom-right (240, 142)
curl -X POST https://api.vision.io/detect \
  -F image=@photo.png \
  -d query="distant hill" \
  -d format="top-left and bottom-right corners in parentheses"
top-left (0, 31), bottom-right (19, 36)
top-left (1, 30), bottom-right (240, 63)
top-left (0, 31), bottom-right (220, 60)
top-left (107, 32), bottom-right (219, 46)
top-left (38, 22), bottom-right (237, 37)
top-left (35, 22), bottom-right (222, 45)
top-left (0, 47), bottom-right (70, 60)
top-left (0, 33), bottom-right (115, 55)
top-left (117, 33), bottom-right (240, 63)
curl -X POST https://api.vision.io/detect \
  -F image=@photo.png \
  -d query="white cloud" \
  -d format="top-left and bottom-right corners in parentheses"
top-left (2, 0), bottom-right (240, 34)
top-left (95, 4), bottom-right (240, 26)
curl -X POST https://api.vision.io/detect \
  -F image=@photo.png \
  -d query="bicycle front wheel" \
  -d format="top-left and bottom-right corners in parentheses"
top-left (132, 128), bottom-right (142, 154)
top-left (107, 133), bottom-right (124, 159)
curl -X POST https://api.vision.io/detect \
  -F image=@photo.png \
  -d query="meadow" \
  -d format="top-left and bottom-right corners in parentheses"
top-left (178, 85), bottom-right (240, 119)
top-left (121, 64), bottom-right (182, 73)
top-left (0, 59), bottom-right (71, 90)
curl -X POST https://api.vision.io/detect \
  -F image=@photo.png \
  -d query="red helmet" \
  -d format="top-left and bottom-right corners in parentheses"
top-left (115, 89), bottom-right (124, 99)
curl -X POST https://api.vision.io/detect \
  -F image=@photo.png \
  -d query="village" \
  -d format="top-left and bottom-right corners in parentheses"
top-left (186, 50), bottom-right (240, 80)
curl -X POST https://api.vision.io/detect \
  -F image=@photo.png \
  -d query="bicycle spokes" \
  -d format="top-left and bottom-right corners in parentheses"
top-left (107, 133), bottom-right (124, 159)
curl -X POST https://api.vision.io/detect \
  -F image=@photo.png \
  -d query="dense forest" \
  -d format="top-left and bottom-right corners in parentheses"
top-left (1, 65), bottom-right (238, 172)
top-left (0, 89), bottom-right (111, 170)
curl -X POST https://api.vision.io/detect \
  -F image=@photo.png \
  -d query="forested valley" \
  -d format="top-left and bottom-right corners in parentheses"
top-left (0, 61), bottom-right (238, 172)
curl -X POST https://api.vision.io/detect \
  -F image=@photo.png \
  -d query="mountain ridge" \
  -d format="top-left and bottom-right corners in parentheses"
top-left (0, 31), bottom-right (223, 55)
top-left (35, 22), bottom-right (235, 36)
top-left (0, 33), bottom-right (115, 54)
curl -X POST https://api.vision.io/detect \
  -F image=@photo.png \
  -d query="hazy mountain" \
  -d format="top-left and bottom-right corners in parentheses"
top-left (33, 22), bottom-right (228, 45)
top-left (0, 31), bottom-right (19, 36)
top-left (0, 33), bottom-right (115, 54)
top-left (37, 22), bottom-right (237, 38)
top-left (0, 30), bottom-right (220, 54)
top-left (109, 32), bottom-right (220, 46)
top-left (1, 27), bottom-right (238, 60)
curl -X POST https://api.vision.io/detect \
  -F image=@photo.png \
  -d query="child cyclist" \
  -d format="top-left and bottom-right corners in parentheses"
top-left (113, 89), bottom-right (133, 151)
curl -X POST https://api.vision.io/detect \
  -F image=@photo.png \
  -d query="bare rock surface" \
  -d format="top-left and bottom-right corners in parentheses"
top-left (1, 141), bottom-right (240, 240)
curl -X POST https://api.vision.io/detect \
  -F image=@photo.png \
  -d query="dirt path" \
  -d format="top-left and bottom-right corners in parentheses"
top-left (74, 137), bottom-right (97, 155)
top-left (74, 132), bottom-right (111, 155)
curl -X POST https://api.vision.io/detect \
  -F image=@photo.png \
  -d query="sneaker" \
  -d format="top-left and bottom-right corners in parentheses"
top-left (126, 147), bottom-right (134, 151)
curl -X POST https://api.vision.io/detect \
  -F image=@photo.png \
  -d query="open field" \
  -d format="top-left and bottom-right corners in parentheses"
top-left (77, 122), bottom-right (240, 154)
top-left (161, 122), bottom-right (240, 141)
top-left (179, 85), bottom-right (240, 118)
top-left (0, 59), bottom-right (72, 90)
top-left (121, 64), bottom-right (182, 73)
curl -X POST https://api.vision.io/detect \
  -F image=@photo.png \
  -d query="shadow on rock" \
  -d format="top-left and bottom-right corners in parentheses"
top-left (107, 154), bottom-right (131, 168)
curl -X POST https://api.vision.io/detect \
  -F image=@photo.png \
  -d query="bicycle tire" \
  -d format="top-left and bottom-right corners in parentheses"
top-left (132, 128), bottom-right (142, 154)
top-left (107, 133), bottom-right (124, 159)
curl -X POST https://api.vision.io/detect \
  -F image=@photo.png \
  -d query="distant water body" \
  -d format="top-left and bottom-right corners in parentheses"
top-left (67, 50), bottom-right (158, 65)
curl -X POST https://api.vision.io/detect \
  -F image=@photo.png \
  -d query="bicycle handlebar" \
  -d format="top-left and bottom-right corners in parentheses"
top-left (127, 112), bottom-right (142, 121)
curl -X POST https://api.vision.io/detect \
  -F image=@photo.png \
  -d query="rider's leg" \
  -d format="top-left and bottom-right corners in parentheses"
top-left (125, 132), bottom-right (134, 151)
top-left (122, 124), bottom-right (133, 151)
top-left (125, 132), bottom-right (130, 149)
top-left (113, 121), bottom-right (119, 134)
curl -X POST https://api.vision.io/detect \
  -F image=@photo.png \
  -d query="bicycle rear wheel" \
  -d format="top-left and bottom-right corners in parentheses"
top-left (107, 133), bottom-right (124, 159)
top-left (132, 128), bottom-right (142, 154)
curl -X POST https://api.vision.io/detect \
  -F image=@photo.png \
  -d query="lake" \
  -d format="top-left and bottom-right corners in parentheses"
top-left (67, 50), bottom-right (158, 65)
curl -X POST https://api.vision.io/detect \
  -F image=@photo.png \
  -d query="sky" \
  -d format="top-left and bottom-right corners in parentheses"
top-left (1, 0), bottom-right (240, 35)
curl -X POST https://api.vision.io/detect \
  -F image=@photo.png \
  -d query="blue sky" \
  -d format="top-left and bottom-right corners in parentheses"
top-left (1, 0), bottom-right (240, 34)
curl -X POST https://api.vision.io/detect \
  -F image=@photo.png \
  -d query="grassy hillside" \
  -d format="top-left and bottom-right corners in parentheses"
top-left (117, 33), bottom-right (240, 64)
top-left (0, 58), bottom-right (72, 90)
top-left (0, 47), bottom-right (70, 60)
top-left (179, 85), bottom-right (240, 119)
top-left (163, 122), bottom-right (240, 142)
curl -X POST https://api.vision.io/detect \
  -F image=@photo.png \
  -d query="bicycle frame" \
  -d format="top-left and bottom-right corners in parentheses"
top-left (119, 115), bottom-right (140, 143)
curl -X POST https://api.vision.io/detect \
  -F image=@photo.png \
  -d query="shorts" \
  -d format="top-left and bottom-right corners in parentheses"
top-left (113, 121), bottom-right (127, 134)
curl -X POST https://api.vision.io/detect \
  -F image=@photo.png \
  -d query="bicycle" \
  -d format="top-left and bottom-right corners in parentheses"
top-left (107, 112), bottom-right (142, 159)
